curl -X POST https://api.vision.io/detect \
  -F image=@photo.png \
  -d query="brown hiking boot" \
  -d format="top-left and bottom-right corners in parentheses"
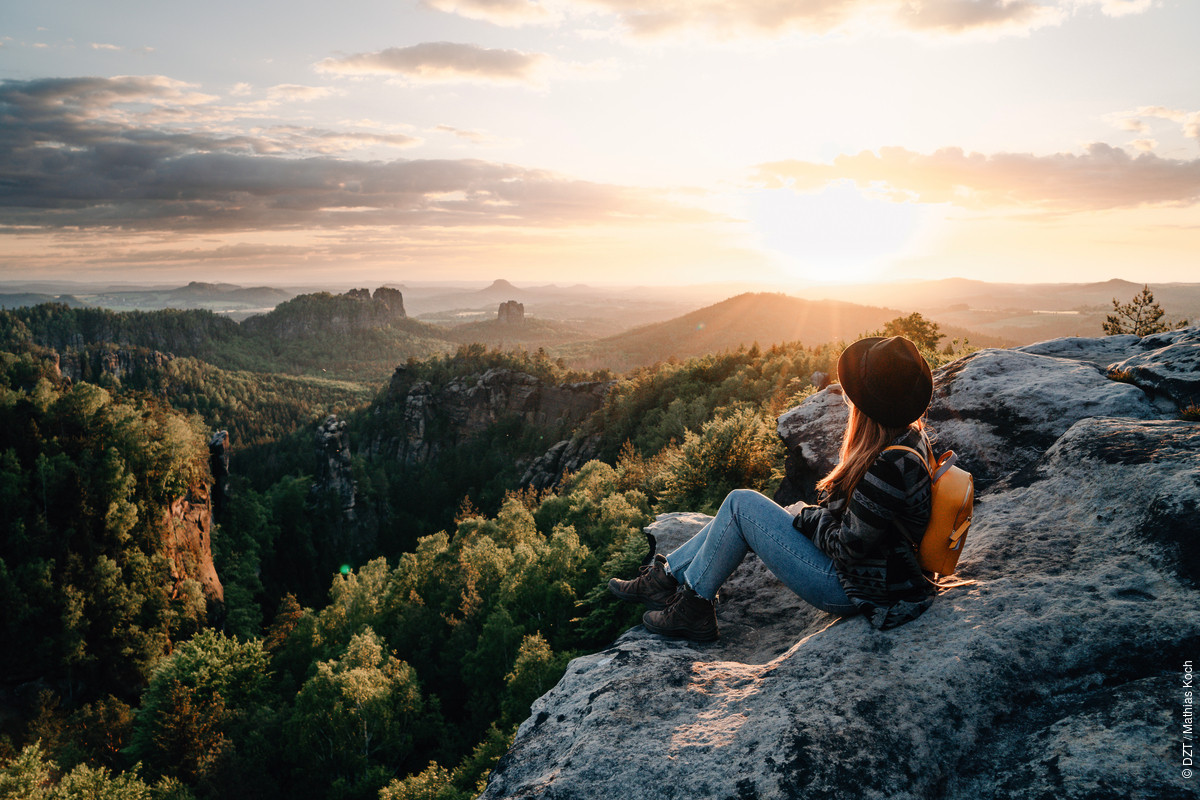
top-left (608, 554), bottom-right (679, 610)
top-left (642, 585), bottom-right (718, 642)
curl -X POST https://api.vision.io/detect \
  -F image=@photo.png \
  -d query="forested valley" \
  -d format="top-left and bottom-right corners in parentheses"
top-left (0, 290), bottom-right (963, 800)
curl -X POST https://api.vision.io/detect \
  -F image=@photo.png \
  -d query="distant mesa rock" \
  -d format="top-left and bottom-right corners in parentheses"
top-left (175, 280), bottom-right (228, 294)
top-left (498, 300), bottom-right (525, 325)
top-left (372, 286), bottom-right (406, 316)
top-left (481, 327), bottom-right (1200, 800)
top-left (241, 286), bottom-right (405, 338)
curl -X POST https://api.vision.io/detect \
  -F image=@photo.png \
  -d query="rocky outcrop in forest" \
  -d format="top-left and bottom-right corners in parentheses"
top-left (55, 346), bottom-right (175, 384)
top-left (480, 328), bottom-right (1200, 800)
top-left (163, 483), bottom-right (225, 626)
top-left (313, 414), bottom-right (357, 516)
top-left (519, 434), bottom-right (603, 491)
top-left (375, 367), bottom-right (610, 465)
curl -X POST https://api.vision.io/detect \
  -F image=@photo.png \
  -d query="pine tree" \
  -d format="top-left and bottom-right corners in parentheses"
top-left (1103, 285), bottom-right (1187, 336)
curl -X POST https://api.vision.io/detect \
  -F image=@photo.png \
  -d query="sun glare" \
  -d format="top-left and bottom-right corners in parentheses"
top-left (745, 182), bottom-right (927, 284)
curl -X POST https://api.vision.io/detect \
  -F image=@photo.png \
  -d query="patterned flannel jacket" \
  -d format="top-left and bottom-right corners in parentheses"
top-left (793, 429), bottom-right (935, 629)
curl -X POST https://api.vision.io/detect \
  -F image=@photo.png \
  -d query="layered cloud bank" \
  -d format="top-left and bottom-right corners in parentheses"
top-left (317, 42), bottom-right (550, 85)
top-left (756, 145), bottom-right (1200, 212)
top-left (0, 76), bottom-right (703, 234)
top-left (424, 0), bottom-right (1156, 38)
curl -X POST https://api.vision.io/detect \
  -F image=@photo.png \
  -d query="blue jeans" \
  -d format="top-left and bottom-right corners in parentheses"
top-left (665, 489), bottom-right (857, 616)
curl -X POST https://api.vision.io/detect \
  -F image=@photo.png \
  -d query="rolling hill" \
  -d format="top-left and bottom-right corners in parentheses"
top-left (804, 278), bottom-right (1199, 342)
top-left (559, 293), bottom-right (1003, 371)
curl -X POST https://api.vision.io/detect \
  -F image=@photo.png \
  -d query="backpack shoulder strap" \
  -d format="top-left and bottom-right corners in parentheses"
top-left (880, 445), bottom-right (932, 553)
top-left (883, 444), bottom-right (933, 476)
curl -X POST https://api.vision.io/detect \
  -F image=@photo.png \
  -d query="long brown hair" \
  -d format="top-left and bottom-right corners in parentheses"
top-left (816, 400), bottom-right (926, 502)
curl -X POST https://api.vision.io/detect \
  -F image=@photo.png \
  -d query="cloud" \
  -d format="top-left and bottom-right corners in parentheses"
top-left (0, 75), bottom-right (708, 235)
top-left (1113, 117), bottom-right (1151, 134)
top-left (0, 75), bottom-right (215, 115)
top-left (754, 144), bottom-right (1200, 211)
top-left (421, 0), bottom-right (556, 26)
top-left (894, 0), bottom-right (1062, 35)
top-left (316, 42), bottom-right (549, 84)
top-left (252, 126), bottom-right (423, 153)
top-left (83, 241), bottom-right (315, 265)
top-left (424, 0), bottom-right (1151, 40)
top-left (435, 124), bottom-right (494, 144)
top-left (597, 0), bottom-right (1062, 39)
top-left (266, 84), bottom-right (335, 102)
top-left (85, 42), bottom-right (155, 55)
top-left (1107, 106), bottom-right (1200, 143)
top-left (0, 153), bottom-right (705, 232)
top-left (1071, 0), bottom-right (1155, 18)
top-left (0, 76), bottom-right (419, 162)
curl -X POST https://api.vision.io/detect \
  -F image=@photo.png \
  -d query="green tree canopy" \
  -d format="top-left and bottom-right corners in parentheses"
top-left (290, 628), bottom-right (431, 797)
top-left (127, 630), bottom-right (273, 788)
top-left (880, 312), bottom-right (944, 351)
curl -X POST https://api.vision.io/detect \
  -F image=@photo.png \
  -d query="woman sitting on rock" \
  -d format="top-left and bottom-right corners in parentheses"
top-left (608, 335), bottom-right (936, 640)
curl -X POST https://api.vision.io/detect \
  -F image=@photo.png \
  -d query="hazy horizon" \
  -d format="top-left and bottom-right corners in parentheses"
top-left (2, 274), bottom-right (1196, 293)
top-left (2, 1), bottom-right (1198, 286)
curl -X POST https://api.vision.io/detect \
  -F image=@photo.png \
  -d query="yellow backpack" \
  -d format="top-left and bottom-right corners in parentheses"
top-left (884, 445), bottom-right (974, 577)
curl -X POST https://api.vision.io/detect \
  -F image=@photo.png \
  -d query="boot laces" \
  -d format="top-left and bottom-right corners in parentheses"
top-left (660, 587), bottom-right (691, 618)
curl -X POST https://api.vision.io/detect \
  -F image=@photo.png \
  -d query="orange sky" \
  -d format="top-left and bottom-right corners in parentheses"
top-left (1, 0), bottom-right (1198, 287)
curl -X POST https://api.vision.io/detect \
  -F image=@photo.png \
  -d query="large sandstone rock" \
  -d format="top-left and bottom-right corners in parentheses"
top-left (1107, 327), bottom-right (1200, 410)
top-left (924, 348), bottom-right (1167, 487)
top-left (1020, 325), bottom-right (1200, 411)
top-left (774, 386), bottom-right (848, 505)
top-left (1016, 333), bottom-right (1143, 367)
top-left (484, 416), bottom-right (1199, 800)
top-left (482, 331), bottom-right (1200, 800)
top-left (778, 344), bottom-right (1172, 496)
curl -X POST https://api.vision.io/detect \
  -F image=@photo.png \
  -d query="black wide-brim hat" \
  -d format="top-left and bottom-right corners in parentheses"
top-left (837, 336), bottom-right (933, 428)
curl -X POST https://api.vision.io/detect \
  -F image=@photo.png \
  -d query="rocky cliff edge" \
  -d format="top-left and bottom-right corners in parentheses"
top-left (480, 328), bottom-right (1200, 800)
